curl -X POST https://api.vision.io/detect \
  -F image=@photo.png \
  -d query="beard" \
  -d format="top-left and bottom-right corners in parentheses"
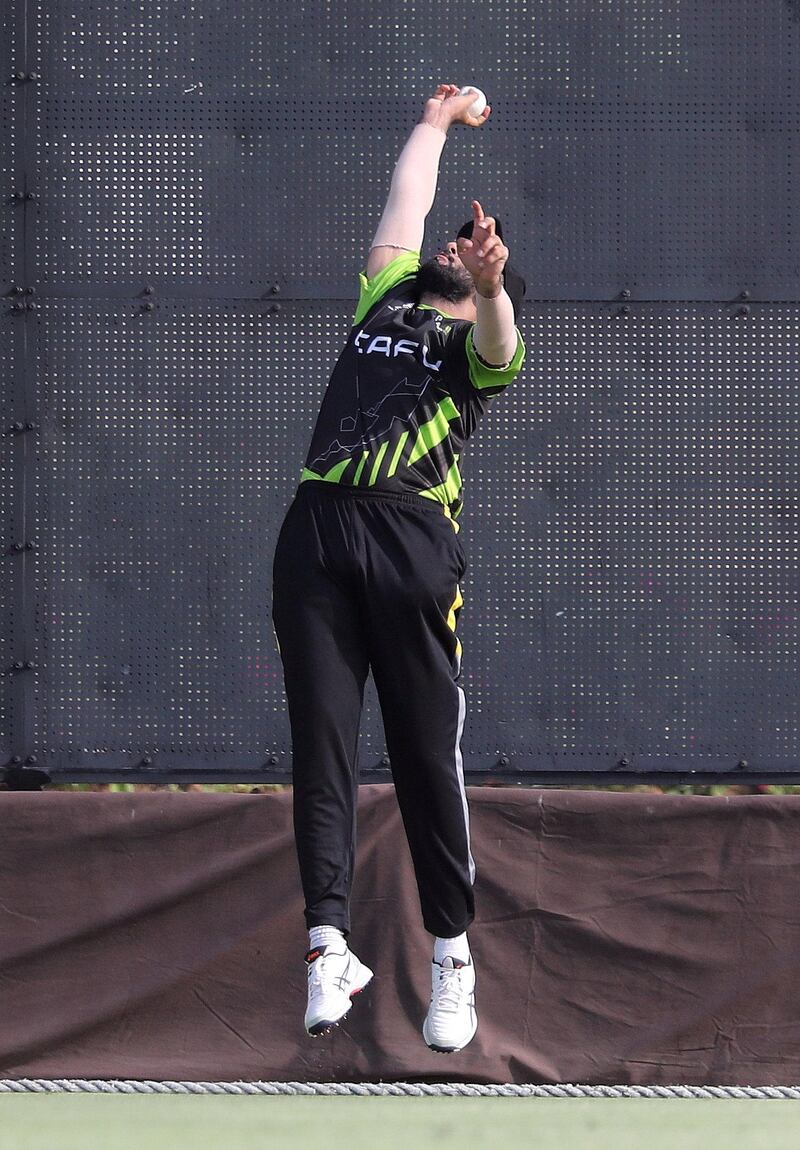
top-left (415, 257), bottom-right (475, 304)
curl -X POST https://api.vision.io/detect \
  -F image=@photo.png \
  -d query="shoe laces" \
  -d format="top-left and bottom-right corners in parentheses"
top-left (306, 947), bottom-right (348, 994)
top-left (433, 959), bottom-right (469, 1013)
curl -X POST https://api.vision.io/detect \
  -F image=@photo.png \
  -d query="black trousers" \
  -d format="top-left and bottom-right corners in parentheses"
top-left (271, 480), bottom-right (475, 939)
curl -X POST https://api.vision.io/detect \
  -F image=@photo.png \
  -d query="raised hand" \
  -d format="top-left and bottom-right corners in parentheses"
top-left (422, 83), bottom-right (491, 131)
top-left (456, 200), bottom-right (508, 296)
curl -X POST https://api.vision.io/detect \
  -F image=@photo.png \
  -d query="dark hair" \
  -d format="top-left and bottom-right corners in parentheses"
top-left (456, 217), bottom-right (526, 322)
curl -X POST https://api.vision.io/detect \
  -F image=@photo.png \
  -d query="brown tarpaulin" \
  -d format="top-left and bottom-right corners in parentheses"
top-left (1, 788), bottom-right (799, 1084)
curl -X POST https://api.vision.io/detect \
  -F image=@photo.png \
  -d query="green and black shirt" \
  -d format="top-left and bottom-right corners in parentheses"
top-left (300, 251), bottom-right (525, 523)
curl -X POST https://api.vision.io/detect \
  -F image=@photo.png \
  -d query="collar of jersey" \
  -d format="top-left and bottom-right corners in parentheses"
top-left (417, 302), bottom-right (458, 320)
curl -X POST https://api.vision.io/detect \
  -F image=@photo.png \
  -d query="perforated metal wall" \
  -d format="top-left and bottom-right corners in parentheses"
top-left (4, 1), bottom-right (800, 784)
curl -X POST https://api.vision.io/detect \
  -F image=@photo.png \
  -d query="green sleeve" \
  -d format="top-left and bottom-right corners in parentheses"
top-left (465, 325), bottom-right (526, 392)
top-left (354, 251), bottom-right (421, 325)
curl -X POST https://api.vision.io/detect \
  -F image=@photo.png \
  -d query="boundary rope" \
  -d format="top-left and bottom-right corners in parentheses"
top-left (1, 1080), bottom-right (800, 1098)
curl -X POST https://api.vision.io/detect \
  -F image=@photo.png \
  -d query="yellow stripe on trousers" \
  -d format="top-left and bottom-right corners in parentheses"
top-left (447, 585), bottom-right (463, 662)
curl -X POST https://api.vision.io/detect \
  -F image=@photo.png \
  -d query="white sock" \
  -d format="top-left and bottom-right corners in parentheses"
top-left (434, 932), bottom-right (471, 965)
top-left (309, 925), bottom-right (347, 953)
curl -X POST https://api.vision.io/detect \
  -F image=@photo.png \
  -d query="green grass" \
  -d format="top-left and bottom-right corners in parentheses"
top-left (2, 1096), bottom-right (799, 1150)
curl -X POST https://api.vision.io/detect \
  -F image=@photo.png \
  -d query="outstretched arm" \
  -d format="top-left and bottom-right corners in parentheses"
top-left (366, 84), bottom-right (490, 280)
top-left (457, 200), bottom-right (519, 367)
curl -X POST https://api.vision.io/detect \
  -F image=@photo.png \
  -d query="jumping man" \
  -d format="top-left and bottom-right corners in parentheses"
top-left (272, 83), bottom-right (526, 1053)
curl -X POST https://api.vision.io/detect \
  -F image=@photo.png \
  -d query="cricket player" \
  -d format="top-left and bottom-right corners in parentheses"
top-left (272, 82), bottom-right (526, 1052)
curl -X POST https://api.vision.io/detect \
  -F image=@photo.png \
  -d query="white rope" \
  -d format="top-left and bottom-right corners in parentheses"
top-left (1, 1079), bottom-right (800, 1098)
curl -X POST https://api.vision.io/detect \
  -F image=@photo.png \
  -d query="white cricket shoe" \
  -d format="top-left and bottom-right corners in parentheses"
top-left (422, 956), bottom-right (478, 1053)
top-left (304, 944), bottom-right (373, 1037)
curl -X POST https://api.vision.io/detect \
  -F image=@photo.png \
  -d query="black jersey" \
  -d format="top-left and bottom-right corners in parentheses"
top-left (300, 252), bottom-right (525, 522)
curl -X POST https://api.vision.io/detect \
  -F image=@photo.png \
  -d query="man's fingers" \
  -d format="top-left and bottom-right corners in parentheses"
top-left (474, 226), bottom-right (499, 259)
top-left (469, 202), bottom-right (497, 254)
top-left (483, 247), bottom-right (508, 269)
top-left (472, 201), bottom-right (496, 229)
top-left (469, 236), bottom-right (508, 267)
top-left (480, 247), bottom-right (507, 269)
top-left (443, 89), bottom-right (487, 119)
top-left (456, 236), bottom-right (474, 253)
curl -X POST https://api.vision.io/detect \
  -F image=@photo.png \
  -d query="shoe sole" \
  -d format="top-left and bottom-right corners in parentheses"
top-left (306, 973), bottom-right (373, 1038)
top-left (422, 1013), bottom-right (478, 1054)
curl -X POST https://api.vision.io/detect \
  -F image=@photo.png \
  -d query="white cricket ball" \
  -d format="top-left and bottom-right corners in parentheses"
top-left (458, 85), bottom-right (487, 118)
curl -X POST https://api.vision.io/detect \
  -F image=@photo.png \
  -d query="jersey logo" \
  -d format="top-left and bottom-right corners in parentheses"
top-left (353, 328), bottom-right (442, 372)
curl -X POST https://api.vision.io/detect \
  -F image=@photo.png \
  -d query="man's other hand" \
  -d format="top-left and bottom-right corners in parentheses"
top-left (456, 200), bottom-right (508, 297)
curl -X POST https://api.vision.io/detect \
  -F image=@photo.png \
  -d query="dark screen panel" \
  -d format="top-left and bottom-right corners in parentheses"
top-left (5, 1), bottom-right (800, 782)
top-left (23, 1), bottom-right (800, 301)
